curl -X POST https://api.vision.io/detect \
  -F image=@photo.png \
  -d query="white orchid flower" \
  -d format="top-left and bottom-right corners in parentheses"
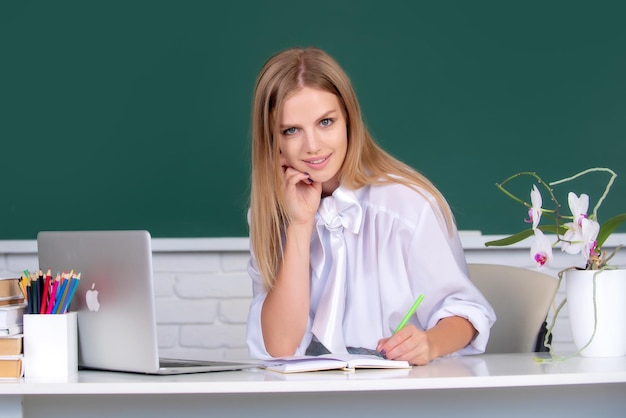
top-left (561, 215), bottom-right (600, 258)
top-left (561, 222), bottom-right (582, 255)
top-left (531, 228), bottom-right (553, 268)
top-left (524, 185), bottom-right (543, 229)
top-left (568, 192), bottom-right (590, 227)
top-left (580, 217), bottom-right (600, 260)
top-left (561, 192), bottom-right (595, 256)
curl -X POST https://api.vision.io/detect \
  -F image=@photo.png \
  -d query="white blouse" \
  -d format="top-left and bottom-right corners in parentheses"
top-left (246, 182), bottom-right (496, 360)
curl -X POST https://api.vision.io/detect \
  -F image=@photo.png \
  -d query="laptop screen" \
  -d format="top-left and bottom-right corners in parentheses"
top-left (37, 230), bottom-right (162, 373)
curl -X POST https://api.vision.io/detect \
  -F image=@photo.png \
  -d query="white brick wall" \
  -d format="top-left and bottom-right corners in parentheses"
top-left (152, 250), bottom-right (253, 361)
top-left (2, 233), bottom-right (625, 360)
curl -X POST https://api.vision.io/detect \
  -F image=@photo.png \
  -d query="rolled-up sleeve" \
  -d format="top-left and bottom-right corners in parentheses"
top-left (406, 198), bottom-right (496, 355)
top-left (246, 253), bottom-right (314, 359)
top-left (245, 254), bottom-right (271, 359)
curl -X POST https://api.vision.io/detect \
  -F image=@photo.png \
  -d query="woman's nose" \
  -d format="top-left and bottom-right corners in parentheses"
top-left (304, 130), bottom-right (321, 153)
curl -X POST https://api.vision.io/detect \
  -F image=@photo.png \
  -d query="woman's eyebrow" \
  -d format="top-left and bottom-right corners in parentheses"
top-left (280, 109), bottom-right (338, 129)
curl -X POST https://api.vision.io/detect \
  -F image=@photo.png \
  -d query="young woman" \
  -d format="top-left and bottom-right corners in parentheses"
top-left (246, 47), bottom-right (495, 365)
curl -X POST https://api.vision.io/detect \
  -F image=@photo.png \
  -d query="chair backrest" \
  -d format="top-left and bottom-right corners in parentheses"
top-left (468, 263), bottom-right (558, 354)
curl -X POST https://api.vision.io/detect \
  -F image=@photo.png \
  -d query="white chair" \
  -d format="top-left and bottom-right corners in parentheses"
top-left (468, 263), bottom-right (559, 354)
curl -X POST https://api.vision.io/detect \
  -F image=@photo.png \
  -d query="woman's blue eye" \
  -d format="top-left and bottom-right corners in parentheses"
top-left (320, 118), bottom-right (333, 127)
top-left (283, 127), bottom-right (297, 135)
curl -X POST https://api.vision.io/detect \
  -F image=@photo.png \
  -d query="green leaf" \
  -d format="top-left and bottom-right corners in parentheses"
top-left (597, 213), bottom-right (626, 248)
top-left (485, 229), bottom-right (534, 247)
top-left (539, 225), bottom-right (568, 236)
top-left (484, 225), bottom-right (568, 247)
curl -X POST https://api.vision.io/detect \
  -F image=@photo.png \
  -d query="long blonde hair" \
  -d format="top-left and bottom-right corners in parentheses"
top-left (250, 47), bottom-right (455, 291)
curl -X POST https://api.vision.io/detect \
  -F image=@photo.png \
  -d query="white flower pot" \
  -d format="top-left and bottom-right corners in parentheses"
top-left (566, 269), bottom-right (626, 357)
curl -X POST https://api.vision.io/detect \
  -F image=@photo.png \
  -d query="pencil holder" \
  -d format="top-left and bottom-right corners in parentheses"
top-left (23, 312), bottom-right (78, 378)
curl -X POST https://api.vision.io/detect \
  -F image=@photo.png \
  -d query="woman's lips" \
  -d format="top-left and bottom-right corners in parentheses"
top-left (303, 154), bottom-right (331, 170)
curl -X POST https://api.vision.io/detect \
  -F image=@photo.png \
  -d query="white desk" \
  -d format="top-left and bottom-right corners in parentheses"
top-left (2, 353), bottom-right (626, 417)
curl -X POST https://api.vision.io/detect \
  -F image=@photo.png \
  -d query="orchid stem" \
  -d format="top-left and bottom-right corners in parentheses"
top-left (549, 167), bottom-right (616, 219)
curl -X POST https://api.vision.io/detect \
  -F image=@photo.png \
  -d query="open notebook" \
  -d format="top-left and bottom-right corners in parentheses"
top-left (263, 354), bottom-right (411, 373)
top-left (37, 230), bottom-right (257, 375)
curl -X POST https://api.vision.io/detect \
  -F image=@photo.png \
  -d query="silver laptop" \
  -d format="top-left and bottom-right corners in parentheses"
top-left (37, 230), bottom-right (257, 375)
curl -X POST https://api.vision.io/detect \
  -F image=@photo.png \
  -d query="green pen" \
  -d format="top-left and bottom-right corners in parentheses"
top-left (394, 294), bottom-right (424, 334)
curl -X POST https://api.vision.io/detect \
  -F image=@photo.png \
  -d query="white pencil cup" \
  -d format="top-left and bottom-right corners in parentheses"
top-left (23, 312), bottom-right (78, 378)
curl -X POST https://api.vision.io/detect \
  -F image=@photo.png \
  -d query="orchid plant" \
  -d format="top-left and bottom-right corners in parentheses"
top-left (486, 168), bottom-right (626, 358)
top-left (485, 167), bottom-right (626, 271)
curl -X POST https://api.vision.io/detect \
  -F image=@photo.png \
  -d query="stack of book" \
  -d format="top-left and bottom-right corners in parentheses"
top-left (0, 277), bottom-right (26, 379)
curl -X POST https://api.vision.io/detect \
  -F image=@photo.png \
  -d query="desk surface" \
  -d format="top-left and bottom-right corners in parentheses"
top-left (2, 353), bottom-right (626, 395)
top-left (3, 353), bottom-right (626, 418)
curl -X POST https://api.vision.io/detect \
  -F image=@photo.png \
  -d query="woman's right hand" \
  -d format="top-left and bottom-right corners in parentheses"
top-left (280, 156), bottom-right (322, 226)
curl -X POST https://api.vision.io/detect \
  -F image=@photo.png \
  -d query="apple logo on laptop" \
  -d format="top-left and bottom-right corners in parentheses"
top-left (86, 283), bottom-right (100, 312)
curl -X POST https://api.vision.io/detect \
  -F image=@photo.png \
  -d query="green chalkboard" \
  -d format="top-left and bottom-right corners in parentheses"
top-left (2, 1), bottom-right (625, 239)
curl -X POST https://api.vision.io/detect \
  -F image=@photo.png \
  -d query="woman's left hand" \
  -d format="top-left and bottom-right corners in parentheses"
top-left (376, 317), bottom-right (477, 366)
top-left (376, 324), bottom-right (434, 366)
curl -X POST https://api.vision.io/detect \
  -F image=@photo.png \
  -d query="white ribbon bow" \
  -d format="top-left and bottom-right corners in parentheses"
top-left (310, 187), bottom-right (363, 354)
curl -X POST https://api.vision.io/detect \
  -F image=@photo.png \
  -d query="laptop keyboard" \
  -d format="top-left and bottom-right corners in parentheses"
top-left (159, 358), bottom-right (239, 368)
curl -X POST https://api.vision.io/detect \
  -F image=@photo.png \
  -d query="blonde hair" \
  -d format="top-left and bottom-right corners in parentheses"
top-left (250, 47), bottom-right (455, 291)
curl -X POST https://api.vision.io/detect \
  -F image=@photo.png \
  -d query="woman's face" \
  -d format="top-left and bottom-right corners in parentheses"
top-left (278, 87), bottom-right (348, 196)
